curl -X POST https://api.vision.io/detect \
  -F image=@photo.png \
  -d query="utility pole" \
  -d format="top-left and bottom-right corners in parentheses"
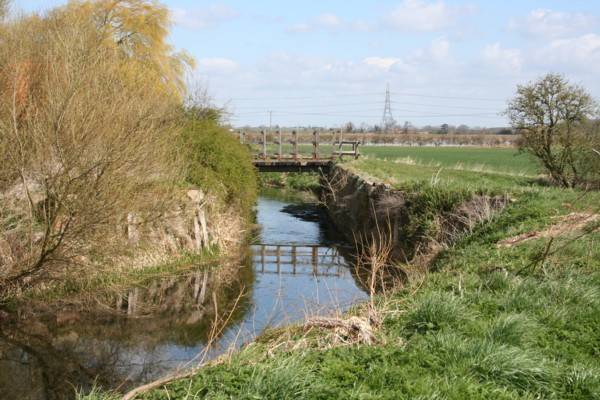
top-left (381, 83), bottom-right (395, 133)
top-left (268, 110), bottom-right (272, 134)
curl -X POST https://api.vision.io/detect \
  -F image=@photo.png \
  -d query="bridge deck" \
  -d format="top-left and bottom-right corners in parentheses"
top-left (253, 158), bottom-right (333, 172)
top-left (240, 130), bottom-right (360, 172)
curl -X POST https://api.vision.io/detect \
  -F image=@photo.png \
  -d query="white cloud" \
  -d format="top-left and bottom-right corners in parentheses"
top-left (286, 13), bottom-right (372, 33)
top-left (510, 9), bottom-right (599, 39)
top-left (315, 13), bottom-right (343, 28)
top-left (406, 37), bottom-right (451, 65)
top-left (363, 57), bottom-right (401, 70)
top-left (172, 5), bottom-right (239, 30)
top-left (197, 58), bottom-right (239, 74)
top-left (482, 43), bottom-right (522, 72)
top-left (287, 23), bottom-right (312, 33)
top-left (535, 34), bottom-right (600, 71)
top-left (428, 37), bottom-right (450, 61)
top-left (384, 0), bottom-right (475, 32)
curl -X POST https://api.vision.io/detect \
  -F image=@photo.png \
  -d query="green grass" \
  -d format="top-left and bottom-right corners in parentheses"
top-left (345, 158), bottom-right (534, 191)
top-left (138, 184), bottom-right (599, 400)
top-left (250, 145), bottom-right (539, 176)
top-left (102, 150), bottom-right (599, 400)
top-left (360, 146), bottom-right (539, 176)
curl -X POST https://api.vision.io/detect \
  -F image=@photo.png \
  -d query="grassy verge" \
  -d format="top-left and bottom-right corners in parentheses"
top-left (119, 152), bottom-right (600, 400)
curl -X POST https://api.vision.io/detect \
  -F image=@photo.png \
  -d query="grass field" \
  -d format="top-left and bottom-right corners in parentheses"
top-left (89, 149), bottom-right (599, 400)
top-left (249, 144), bottom-right (539, 176)
top-left (360, 146), bottom-right (539, 176)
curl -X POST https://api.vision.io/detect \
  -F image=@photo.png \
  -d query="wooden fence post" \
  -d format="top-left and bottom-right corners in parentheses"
top-left (278, 129), bottom-right (282, 160)
top-left (292, 130), bottom-right (298, 160)
top-left (261, 129), bottom-right (267, 159)
top-left (312, 130), bottom-right (319, 160)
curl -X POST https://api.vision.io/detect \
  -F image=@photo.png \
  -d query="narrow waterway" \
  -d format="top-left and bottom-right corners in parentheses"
top-left (0, 194), bottom-right (367, 399)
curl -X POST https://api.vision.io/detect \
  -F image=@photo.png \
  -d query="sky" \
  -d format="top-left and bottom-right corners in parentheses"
top-left (18, 0), bottom-right (600, 128)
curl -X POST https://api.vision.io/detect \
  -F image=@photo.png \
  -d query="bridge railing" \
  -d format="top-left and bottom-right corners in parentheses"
top-left (239, 130), bottom-right (360, 161)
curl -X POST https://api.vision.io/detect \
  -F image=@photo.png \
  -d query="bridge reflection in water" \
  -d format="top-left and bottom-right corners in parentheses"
top-left (251, 244), bottom-right (346, 278)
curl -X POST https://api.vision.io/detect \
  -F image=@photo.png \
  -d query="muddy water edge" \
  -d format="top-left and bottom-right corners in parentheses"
top-left (0, 190), bottom-right (367, 400)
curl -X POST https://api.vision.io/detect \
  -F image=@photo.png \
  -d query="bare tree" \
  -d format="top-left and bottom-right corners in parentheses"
top-left (506, 74), bottom-right (599, 187)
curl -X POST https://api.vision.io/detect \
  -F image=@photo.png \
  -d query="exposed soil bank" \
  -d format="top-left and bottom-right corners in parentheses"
top-left (321, 164), bottom-right (509, 266)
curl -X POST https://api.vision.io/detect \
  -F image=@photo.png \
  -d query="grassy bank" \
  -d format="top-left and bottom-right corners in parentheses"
top-left (258, 172), bottom-right (320, 192)
top-left (121, 149), bottom-right (600, 400)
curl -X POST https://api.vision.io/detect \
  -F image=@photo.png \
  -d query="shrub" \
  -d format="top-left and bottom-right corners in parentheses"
top-left (181, 113), bottom-right (257, 217)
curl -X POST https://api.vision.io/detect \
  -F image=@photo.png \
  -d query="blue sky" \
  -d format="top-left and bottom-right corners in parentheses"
top-left (19, 0), bottom-right (600, 128)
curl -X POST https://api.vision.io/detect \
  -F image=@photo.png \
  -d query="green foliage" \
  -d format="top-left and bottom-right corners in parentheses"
top-left (259, 172), bottom-right (320, 192)
top-left (181, 115), bottom-right (257, 217)
top-left (506, 73), bottom-right (600, 187)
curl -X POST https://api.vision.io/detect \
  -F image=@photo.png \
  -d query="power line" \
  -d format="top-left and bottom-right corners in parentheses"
top-left (217, 90), bottom-right (507, 103)
top-left (391, 91), bottom-right (505, 102)
top-left (233, 110), bottom-right (500, 118)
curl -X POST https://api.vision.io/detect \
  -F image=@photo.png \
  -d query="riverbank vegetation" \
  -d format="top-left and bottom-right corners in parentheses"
top-left (0, 0), bottom-right (255, 303)
top-left (259, 172), bottom-right (320, 192)
top-left (132, 149), bottom-right (599, 399)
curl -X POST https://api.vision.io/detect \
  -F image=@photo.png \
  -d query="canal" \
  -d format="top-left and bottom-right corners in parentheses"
top-left (0, 193), bottom-right (368, 399)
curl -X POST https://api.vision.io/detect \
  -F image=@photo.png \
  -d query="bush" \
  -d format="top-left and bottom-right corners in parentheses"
top-left (181, 114), bottom-right (257, 217)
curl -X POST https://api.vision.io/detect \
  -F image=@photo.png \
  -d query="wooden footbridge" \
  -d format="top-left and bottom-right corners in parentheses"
top-left (239, 130), bottom-right (360, 172)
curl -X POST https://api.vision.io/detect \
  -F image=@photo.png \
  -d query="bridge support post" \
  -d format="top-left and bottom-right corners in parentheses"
top-left (292, 130), bottom-right (298, 160)
top-left (277, 129), bottom-right (282, 160)
top-left (312, 130), bottom-right (319, 160)
top-left (261, 130), bottom-right (267, 159)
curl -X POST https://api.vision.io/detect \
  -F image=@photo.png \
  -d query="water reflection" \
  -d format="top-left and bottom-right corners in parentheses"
top-left (0, 194), bottom-right (367, 399)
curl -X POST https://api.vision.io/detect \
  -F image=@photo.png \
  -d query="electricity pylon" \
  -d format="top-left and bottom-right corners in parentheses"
top-left (381, 84), bottom-right (395, 133)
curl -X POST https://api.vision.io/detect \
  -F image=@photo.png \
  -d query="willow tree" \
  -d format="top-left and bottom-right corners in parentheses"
top-left (0, 1), bottom-right (193, 296)
top-left (506, 74), bottom-right (599, 187)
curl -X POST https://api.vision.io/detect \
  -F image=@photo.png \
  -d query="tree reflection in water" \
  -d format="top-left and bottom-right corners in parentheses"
top-left (0, 196), bottom-right (368, 399)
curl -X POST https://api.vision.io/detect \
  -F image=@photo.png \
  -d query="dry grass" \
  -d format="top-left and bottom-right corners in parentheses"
top-left (498, 212), bottom-right (600, 248)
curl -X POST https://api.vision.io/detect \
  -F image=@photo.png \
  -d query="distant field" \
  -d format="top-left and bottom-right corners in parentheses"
top-left (360, 146), bottom-right (539, 176)
top-left (249, 144), bottom-right (540, 176)
top-left (345, 159), bottom-right (532, 191)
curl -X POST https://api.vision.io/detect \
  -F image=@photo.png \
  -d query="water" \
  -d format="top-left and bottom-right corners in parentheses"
top-left (0, 194), bottom-right (367, 399)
